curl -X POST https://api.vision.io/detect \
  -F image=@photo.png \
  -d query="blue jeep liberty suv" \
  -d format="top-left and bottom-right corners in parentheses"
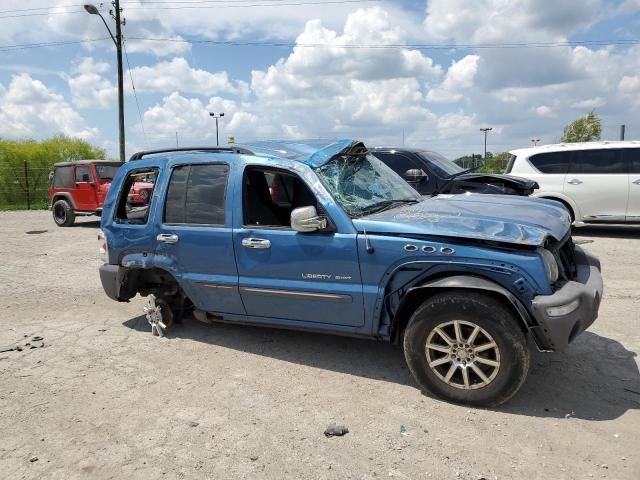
top-left (98, 140), bottom-right (603, 406)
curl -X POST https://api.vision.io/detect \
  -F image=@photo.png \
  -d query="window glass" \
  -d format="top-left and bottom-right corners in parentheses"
top-left (570, 149), bottom-right (625, 174)
top-left (504, 154), bottom-right (516, 174)
top-left (95, 164), bottom-right (121, 180)
top-left (75, 166), bottom-right (93, 183)
top-left (164, 165), bottom-right (189, 224)
top-left (417, 152), bottom-right (463, 177)
top-left (115, 168), bottom-right (159, 224)
top-left (244, 168), bottom-right (318, 227)
top-left (373, 152), bottom-right (420, 178)
top-left (529, 152), bottom-right (571, 174)
top-left (53, 166), bottom-right (73, 188)
top-left (622, 148), bottom-right (640, 174)
top-left (164, 164), bottom-right (229, 225)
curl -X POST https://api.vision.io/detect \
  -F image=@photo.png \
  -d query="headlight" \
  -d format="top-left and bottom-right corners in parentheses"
top-left (538, 248), bottom-right (559, 283)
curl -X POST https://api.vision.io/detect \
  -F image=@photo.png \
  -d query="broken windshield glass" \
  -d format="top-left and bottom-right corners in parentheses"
top-left (316, 153), bottom-right (421, 217)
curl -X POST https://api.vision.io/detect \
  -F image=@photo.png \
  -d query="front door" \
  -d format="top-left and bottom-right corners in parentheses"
top-left (564, 149), bottom-right (629, 222)
top-left (74, 165), bottom-right (97, 210)
top-left (154, 162), bottom-right (245, 315)
top-left (234, 167), bottom-right (364, 327)
top-left (622, 148), bottom-right (640, 222)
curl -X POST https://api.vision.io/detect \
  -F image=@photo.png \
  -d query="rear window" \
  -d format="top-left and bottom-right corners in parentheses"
top-left (164, 164), bottom-right (229, 225)
top-left (529, 152), bottom-right (571, 174)
top-left (622, 148), bottom-right (640, 174)
top-left (570, 149), bottom-right (625, 174)
top-left (115, 168), bottom-right (159, 224)
top-left (53, 166), bottom-right (74, 188)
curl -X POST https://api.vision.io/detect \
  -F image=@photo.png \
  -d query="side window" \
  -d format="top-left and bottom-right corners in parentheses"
top-left (53, 166), bottom-right (73, 188)
top-left (115, 168), bottom-right (159, 225)
top-left (164, 164), bottom-right (229, 225)
top-left (244, 168), bottom-right (318, 227)
top-left (529, 152), bottom-right (571, 174)
top-left (621, 148), bottom-right (640, 174)
top-left (374, 152), bottom-right (420, 177)
top-left (570, 149), bottom-right (625, 174)
top-left (75, 166), bottom-right (93, 183)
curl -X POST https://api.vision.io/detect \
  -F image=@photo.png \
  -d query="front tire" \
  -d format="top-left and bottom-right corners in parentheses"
top-left (52, 199), bottom-right (75, 227)
top-left (403, 291), bottom-right (530, 407)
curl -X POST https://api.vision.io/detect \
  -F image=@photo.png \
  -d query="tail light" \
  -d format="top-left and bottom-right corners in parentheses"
top-left (98, 230), bottom-right (108, 262)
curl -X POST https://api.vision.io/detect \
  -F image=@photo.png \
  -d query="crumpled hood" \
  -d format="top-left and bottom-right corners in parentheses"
top-left (353, 194), bottom-right (571, 246)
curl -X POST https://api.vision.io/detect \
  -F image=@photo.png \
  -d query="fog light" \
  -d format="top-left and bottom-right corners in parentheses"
top-left (546, 299), bottom-right (580, 317)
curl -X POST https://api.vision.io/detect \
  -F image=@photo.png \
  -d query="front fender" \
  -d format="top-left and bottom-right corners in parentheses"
top-left (387, 273), bottom-right (542, 348)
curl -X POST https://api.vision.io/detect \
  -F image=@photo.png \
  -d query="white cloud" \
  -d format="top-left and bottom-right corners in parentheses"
top-left (619, 75), bottom-right (640, 93)
top-left (129, 58), bottom-right (247, 96)
top-left (534, 105), bottom-right (555, 118)
top-left (427, 55), bottom-right (479, 103)
top-left (0, 74), bottom-right (96, 139)
top-left (67, 57), bottom-right (117, 109)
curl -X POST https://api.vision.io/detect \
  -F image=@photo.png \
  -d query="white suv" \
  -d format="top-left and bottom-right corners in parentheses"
top-left (506, 141), bottom-right (640, 225)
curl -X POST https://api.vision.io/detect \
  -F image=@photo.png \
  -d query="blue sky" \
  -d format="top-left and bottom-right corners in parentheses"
top-left (0, 0), bottom-right (639, 159)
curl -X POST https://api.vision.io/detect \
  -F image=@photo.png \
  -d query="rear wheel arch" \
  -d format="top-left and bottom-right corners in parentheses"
top-left (536, 194), bottom-right (577, 222)
top-left (52, 192), bottom-right (76, 209)
top-left (390, 275), bottom-right (533, 344)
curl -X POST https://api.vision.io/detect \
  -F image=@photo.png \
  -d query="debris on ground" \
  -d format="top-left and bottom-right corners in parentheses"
top-left (324, 422), bottom-right (349, 437)
top-left (29, 456), bottom-right (38, 463)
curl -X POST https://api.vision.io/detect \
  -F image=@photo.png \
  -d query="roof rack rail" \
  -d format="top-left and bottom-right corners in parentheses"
top-left (128, 146), bottom-right (254, 161)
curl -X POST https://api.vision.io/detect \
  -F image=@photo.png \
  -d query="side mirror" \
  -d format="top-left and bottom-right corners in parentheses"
top-left (404, 169), bottom-right (428, 184)
top-left (291, 206), bottom-right (327, 233)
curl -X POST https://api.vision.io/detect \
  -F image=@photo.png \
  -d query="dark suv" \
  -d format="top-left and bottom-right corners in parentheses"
top-left (371, 147), bottom-right (537, 196)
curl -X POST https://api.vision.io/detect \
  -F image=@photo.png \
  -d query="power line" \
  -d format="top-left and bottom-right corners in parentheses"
top-left (123, 38), bottom-right (148, 147)
top-left (128, 36), bottom-right (640, 50)
top-left (0, 38), bottom-right (110, 52)
top-left (0, 0), bottom-right (377, 18)
top-left (0, 36), bottom-right (638, 53)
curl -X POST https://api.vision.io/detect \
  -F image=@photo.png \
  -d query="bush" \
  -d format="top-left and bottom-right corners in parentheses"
top-left (0, 135), bottom-right (106, 210)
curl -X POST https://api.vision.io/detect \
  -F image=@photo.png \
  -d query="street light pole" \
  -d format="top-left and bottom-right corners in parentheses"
top-left (209, 112), bottom-right (225, 145)
top-left (84, 2), bottom-right (125, 162)
top-left (480, 127), bottom-right (492, 160)
top-left (531, 138), bottom-right (541, 146)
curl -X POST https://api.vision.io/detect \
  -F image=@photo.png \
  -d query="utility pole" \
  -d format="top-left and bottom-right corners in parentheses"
top-left (84, 2), bottom-right (126, 162)
top-left (176, 132), bottom-right (179, 147)
top-left (113, 0), bottom-right (125, 162)
top-left (23, 161), bottom-right (30, 210)
top-left (480, 127), bottom-right (492, 159)
top-left (620, 125), bottom-right (626, 141)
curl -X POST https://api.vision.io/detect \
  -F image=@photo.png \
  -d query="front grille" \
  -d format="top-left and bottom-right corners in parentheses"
top-left (555, 237), bottom-right (578, 281)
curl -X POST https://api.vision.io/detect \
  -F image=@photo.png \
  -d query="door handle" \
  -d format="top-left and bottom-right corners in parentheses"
top-left (633, 179), bottom-right (640, 185)
top-left (567, 179), bottom-right (583, 185)
top-left (156, 233), bottom-right (179, 244)
top-left (242, 238), bottom-right (271, 249)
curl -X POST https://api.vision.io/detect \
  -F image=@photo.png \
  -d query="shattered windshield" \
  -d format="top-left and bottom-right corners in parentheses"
top-left (316, 153), bottom-right (421, 217)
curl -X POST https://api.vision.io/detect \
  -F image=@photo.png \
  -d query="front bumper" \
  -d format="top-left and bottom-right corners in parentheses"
top-left (530, 246), bottom-right (603, 351)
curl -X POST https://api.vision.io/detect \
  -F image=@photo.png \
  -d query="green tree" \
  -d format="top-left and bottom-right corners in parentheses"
top-left (0, 135), bottom-right (106, 210)
top-left (561, 111), bottom-right (602, 143)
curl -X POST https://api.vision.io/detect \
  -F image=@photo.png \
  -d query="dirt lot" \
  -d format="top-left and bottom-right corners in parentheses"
top-left (0, 210), bottom-right (638, 480)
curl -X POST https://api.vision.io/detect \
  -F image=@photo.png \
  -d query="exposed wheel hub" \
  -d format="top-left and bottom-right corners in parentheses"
top-left (143, 295), bottom-right (167, 337)
top-left (425, 320), bottom-right (501, 390)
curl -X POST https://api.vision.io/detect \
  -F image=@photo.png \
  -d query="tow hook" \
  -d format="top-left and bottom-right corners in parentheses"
top-left (143, 294), bottom-right (167, 337)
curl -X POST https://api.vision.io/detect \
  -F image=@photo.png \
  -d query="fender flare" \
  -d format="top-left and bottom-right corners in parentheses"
top-left (390, 274), bottom-right (535, 342)
top-left (532, 192), bottom-right (579, 222)
top-left (51, 192), bottom-right (77, 210)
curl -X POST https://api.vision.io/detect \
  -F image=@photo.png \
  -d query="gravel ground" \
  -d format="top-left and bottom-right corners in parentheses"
top-left (0, 210), bottom-right (639, 480)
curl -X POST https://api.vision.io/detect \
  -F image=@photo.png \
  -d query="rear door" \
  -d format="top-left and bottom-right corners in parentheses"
top-left (624, 148), bottom-right (640, 222)
top-left (74, 165), bottom-right (97, 210)
top-left (154, 162), bottom-right (245, 315)
top-left (564, 149), bottom-right (628, 222)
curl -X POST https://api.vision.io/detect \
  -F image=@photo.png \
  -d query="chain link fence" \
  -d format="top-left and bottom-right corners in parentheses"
top-left (0, 162), bottom-right (52, 210)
